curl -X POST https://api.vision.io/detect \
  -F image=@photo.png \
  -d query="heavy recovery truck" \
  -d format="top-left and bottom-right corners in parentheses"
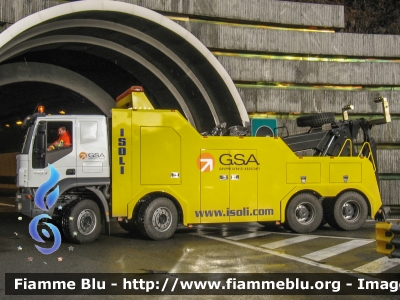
top-left (15, 86), bottom-right (391, 243)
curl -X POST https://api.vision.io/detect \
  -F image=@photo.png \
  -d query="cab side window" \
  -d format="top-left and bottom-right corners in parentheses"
top-left (32, 121), bottom-right (73, 169)
top-left (80, 121), bottom-right (98, 144)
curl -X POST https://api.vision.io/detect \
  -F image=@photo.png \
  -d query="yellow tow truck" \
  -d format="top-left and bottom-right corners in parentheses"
top-left (15, 87), bottom-right (391, 242)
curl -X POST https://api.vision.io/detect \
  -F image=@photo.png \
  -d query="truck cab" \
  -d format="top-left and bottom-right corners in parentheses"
top-left (16, 113), bottom-right (110, 243)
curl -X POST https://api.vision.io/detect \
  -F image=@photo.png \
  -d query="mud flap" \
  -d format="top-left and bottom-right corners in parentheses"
top-left (375, 206), bottom-right (391, 222)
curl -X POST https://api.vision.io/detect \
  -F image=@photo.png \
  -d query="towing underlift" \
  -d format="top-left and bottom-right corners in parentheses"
top-left (282, 97), bottom-right (391, 225)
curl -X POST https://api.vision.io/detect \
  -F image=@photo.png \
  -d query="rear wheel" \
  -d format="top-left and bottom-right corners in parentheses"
top-left (325, 192), bottom-right (368, 231)
top-left (137, 197), bottom-right (178, 240)
top-left (62, 199), bottom-right (102, 244)
top-left (284, 193), bottom-right (323, 234)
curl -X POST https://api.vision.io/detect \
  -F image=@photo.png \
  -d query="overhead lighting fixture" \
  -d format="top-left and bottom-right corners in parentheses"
top-left (212, 51), bottom-right (400, 64)
top-left (235, 81), bottom-right (400, 91)
top-left (5, 124), bottom-right (10, 127)
top-left (172, 16), bottom-right (335, 33)
top-left (16, 121), bottom-right (23, 125)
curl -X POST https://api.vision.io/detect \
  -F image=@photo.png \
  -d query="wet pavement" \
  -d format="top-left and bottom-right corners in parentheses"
top-left (1, 195), bottom-right (399, 299)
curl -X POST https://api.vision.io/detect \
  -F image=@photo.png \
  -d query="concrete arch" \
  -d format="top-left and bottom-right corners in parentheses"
top-left (0, 62), bottom-right (115, 115)
top-left (0, 0), bottom-right (248, 130)
top-left (2, 35), bottom-right (196, 125)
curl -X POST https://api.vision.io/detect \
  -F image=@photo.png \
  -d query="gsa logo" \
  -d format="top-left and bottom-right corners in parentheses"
top-left (79, 152), bottom-right (87, 160)
top-left (197, 153), bottom-right (215, 172)
top-left (28, 164), bottom-right (62, 255)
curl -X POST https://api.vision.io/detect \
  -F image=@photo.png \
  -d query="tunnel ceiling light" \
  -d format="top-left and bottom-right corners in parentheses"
top-left (167, 16), bottom-right (335, 33)
top-left (212, 51), bottom-right (400, 64)
top-left (166, 15), bottom-right (189, 22)
top-left (235, 82), bottom-right (400, 91)
top-left (248, 112), bottom-right (400, 121)
top-left (5, 124), bottom-right (10, 127)
top-left (16, 121), bottom-right (22, 125)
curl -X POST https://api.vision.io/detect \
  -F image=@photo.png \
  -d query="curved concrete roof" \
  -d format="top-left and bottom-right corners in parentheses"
top-left (0, 0), bottom-right (248, 131)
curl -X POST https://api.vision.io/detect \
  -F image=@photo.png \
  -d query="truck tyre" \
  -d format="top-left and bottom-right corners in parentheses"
top-left (284, 193), bottom-right (323, 233)
top-left (296, 113), bottom-right (335, 128)
top-left (137, 197), bottom-right (178, 240)
top-left (325, 192), bottom-right (368, 231)
top-left (61, 199), bottom-right (102, 244)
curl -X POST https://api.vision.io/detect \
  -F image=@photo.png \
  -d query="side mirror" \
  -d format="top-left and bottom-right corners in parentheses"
top-left (37, 121), bottom-right (46, 134)
top-left (33, 122), bottom-right (46, 168)
top-left (34, 134), bottom-right (46, 154)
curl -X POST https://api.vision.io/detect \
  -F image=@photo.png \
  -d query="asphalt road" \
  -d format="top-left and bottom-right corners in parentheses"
top-left (1, 195), bottom-right (400, 300)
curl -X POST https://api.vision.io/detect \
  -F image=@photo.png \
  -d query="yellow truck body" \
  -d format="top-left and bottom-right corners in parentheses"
top-left (111, 106), bottom-right (381, 226)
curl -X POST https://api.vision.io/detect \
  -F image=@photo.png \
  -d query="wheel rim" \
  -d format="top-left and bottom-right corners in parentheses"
top-left (295, 202), bottom-right (315, 225)
top-left (152, 207), bottom-right (172, 232)
top-left (341, 200), bottom-right (361, 222)
top-left (77, 209), bottom-right (97, 235)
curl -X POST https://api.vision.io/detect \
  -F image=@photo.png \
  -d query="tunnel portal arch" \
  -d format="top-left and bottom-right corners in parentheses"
top-left (0, 0), bottom-right (248, 132)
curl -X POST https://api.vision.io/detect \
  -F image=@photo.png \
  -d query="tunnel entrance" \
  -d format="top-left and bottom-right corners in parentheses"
top-left (0, 0), bottom-right (248, 151)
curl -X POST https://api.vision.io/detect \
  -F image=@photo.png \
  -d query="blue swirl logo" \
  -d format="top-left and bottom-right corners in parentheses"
top-left (29, 164), bottom-right (62, 255)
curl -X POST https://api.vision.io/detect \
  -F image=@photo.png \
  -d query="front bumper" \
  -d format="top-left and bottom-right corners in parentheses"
top-left (15, 188), bottom-right (46, 218)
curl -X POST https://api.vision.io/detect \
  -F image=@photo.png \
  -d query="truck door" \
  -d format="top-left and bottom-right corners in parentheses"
top-left (200, 150), bottom-right (230, 223)
top-left (30, 120), bottom-right (76, 188)
top-left (200, 149), bottom-right (258, 223)
top-left (228, 150), bottom-right (258, 222)
top-left (76, 119), bottom-right (110, 181)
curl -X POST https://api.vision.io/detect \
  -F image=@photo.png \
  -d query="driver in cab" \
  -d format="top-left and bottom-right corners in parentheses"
top-left (47, 126), bottom-right (71, 151)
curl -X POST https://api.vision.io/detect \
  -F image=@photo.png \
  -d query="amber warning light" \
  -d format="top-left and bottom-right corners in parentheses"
top-left (116, 86), bottom-right (144, 102)
top-left (37, 105), bottom-right (45, 113)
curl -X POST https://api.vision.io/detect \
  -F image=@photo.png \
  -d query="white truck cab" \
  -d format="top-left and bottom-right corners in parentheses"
top-left (16, 113), bottom-right (111, 242)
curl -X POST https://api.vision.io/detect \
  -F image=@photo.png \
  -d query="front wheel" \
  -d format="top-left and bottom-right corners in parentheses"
top-left (62, 199), bottom-right (102, 244)
top-left (137, 197), bottom-right (178, 240)
top-left (326, 192), bottom-right (368, 231)
top-left (284, 193), bottom-right (323, 234)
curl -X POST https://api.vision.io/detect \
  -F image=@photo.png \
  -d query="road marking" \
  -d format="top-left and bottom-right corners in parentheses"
top-left (170, 248), bottom-right (191, 273)
top-left (258, 230), bottom-right (371, 241)
top-left (261, 235), bottom-right (318, 249)
top-left (0, 203), bottom-right (14, 207)
top-left (196, 233), bottom-right (354, 273)
top-left (226, 232), bottom-right (271, 241)
top-left (366, 219), bottom-right (398, 222)
top-left (302, 239), bottom-right (374, 261)
top-left (354, 256), bottom-right (400, 273)
top-left (197, 234), bottom-right (399, 274)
